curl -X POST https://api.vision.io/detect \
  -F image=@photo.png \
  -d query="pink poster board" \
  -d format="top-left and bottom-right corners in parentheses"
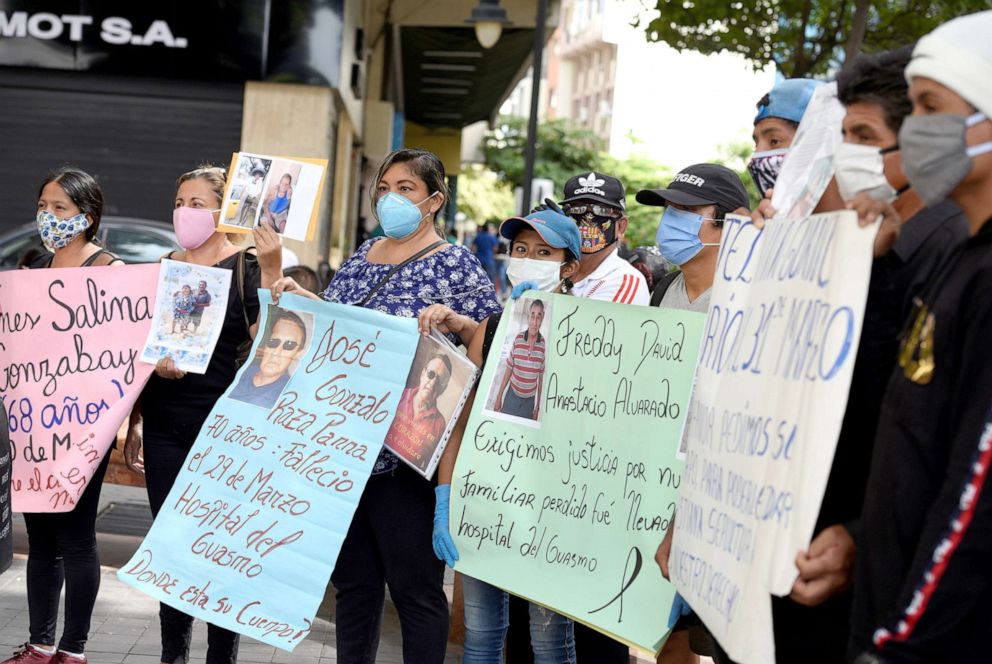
top-left (0, 264), bottom-right (158, 512)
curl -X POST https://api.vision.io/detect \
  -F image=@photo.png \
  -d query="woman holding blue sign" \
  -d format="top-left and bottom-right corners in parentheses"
top-left (416, 210), bottom-right (583, 664)
top-left (124, 165), bottom-right (283, 664)
top-left (272, 148), bottom-right (500, 663)
top-left (3, 168), bottom-right (125, 664)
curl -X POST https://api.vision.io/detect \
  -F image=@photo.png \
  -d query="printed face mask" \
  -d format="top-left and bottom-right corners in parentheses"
top-left (747, 148), bottom-right (788, 199)
top-left (577, 213), bottom-right (618, 254)
top-left (656, 206), bottom-right (720, 266)
top-left (173, 207), bottom-right (219, 250)
top-left (506, 257), bottom-right (564, 292)
top-left (36, 210), bottom-right (90, 251)
top-left (900, 112), bottom-right (992, 207)
top-left (376, 192), bottom-right (437, 239)
top-left (833, 142), bottom-right (900, 203)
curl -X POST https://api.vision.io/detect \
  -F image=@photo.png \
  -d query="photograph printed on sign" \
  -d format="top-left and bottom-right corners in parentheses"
top-left (384, 332), bottom-right (479, 477)
top-left (228, 304), bottom-right (315, 410)
top-left (482, 296), bottom-right (552, 428)
top-left (221, 153), bottom-right (272, 228)
top-left (140, 259), bottom-right (232, 374)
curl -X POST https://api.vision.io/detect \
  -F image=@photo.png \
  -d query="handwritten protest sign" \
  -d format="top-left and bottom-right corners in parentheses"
top-left (118, 292), bottom-right (418, 650)
top-left (451, 294), bottom-right (705, 654)
top-left (670, 212), bottom-right (876, 663)
top-left (0, 265), bottom-right (158, 513)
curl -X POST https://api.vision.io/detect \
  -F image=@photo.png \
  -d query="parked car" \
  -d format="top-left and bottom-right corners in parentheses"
top-left (0, 217), bottom-right (177, 269)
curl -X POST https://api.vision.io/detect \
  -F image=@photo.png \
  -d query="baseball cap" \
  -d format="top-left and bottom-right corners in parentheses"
top-left (561, 171), bottom-right (626, 210)
top-left (754, 78), bottom-right (824, 125)
top-left (499, 209), bottom-right (582, 261)
top-left (636, 164), bottom-right (750, 211)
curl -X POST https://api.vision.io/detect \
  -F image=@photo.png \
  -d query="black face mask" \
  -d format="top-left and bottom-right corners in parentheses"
top-left (577, 213), bottom-right (618, 254)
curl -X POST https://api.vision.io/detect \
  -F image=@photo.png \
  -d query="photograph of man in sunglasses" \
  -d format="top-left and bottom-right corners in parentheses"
top-left (384, 344), bottom-right (456, 472)
top-left (229, 306), bottom-right (312, 409)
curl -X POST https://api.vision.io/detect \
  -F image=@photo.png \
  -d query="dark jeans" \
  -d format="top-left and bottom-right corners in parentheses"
top-left (574, 623), bottom-right (628, 663)
top-left (24, 449), bottom-right (111, 653)
top-left (144, 429), bottom-right (240, 664)
top-left (712, 593), bottom-right (851, 664)
top-left (506, 605), bottom-right (627, 664)
top-left (331, 466), bottom-right (449, 664)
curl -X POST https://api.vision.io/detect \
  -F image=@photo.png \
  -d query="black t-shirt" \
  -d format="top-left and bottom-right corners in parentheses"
top-left (141, 250), bottom-right (261, 445)
top-left (852, 217), bottom-right (992, 660)
top-left (0, 401), bottom-right (12, 575)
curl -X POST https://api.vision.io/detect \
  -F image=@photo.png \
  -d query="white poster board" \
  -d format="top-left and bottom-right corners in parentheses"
top-left (670, 211), bottom-right (876, 663)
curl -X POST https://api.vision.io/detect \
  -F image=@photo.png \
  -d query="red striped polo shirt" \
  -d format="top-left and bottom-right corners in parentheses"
top-left (506, 331), bottom-right (546, 398)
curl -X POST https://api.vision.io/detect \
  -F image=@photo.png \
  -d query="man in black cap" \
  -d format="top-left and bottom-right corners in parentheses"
top-left (637, 163), bottom-right (750, 312)
top-left (557, 171), bottom-right (649, 305)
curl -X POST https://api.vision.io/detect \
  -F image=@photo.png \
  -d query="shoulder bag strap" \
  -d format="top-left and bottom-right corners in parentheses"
top-left (650, 271), bottom-right (681, 307)
top-left (236, 249), bottom-right (250, 333)
top-left (357, 240), bottom-right (446, 307)
top-left (480, 313), bottom-right (502, 369)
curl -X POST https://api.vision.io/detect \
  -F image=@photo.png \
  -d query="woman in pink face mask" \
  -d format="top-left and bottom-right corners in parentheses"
top-left (121, 165), bottom-right (282, 664)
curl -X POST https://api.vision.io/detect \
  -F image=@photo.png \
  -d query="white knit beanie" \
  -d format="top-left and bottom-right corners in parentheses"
top-left (904, 10), bottom-right (992, 119)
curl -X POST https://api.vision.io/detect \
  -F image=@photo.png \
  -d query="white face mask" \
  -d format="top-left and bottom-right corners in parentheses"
top-left (833, 142), bottom-right (899, 203)
top-left (506, 257), bottom-right (564, 292)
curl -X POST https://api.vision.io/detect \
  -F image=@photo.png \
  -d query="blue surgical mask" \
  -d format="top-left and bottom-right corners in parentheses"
top-left (376, 192), bottom-right (437, 239)
top-left (36, 210), bottom-right (91, 251)
top-left (656, 206), bottom-right (719, 266)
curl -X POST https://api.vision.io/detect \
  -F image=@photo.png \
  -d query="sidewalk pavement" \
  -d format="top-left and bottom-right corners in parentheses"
top-left (5, 484), bottom-right (671, 664)
top-left (6, 483), bottom-right (463, 664)
top-left (0, 555), bottom-right (462, 664)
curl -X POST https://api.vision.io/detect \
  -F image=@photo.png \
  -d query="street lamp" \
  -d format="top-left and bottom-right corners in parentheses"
top-left (465, 0), bottom-right (511, 48)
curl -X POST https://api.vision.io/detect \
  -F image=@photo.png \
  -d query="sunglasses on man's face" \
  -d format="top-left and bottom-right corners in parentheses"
top-left (562, 203), bottom-right (622, 219)
top-left (264, 338), bottom-right (300, 351)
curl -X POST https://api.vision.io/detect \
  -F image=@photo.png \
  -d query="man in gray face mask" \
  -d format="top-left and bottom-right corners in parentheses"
top-left (851, 10), bottom-right (992, 663)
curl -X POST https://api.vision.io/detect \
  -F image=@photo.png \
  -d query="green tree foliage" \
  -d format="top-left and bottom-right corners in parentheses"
top-left (456, 164), bottom-right (516, 225)
top-left (481, 116), bottom-right (673, 248)
top-left (483, 116), bottom-right (605, 190)
top-left (480, 117), bottom-right (766, 249)
top-left (639, 0), bottom-right (991, 78)
top-left (710, 139), bottom-right (762, 209)
top-left (599, 154), bottom-right (673, 248)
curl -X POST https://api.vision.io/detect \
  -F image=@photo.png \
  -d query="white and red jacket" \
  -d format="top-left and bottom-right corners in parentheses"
top-left (571, 247), bottom-right (648, 305)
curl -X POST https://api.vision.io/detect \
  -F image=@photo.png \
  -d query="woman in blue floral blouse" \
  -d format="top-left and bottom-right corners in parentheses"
top-left (273, 148), bottom-right (500, 663)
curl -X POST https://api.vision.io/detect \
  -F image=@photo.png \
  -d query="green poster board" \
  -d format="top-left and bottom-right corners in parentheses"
top-left (451, 293), bottom-right (705, 655)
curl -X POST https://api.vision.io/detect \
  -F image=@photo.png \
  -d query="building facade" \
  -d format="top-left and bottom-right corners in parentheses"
top-left (0, 0), bottom-right (548, 266)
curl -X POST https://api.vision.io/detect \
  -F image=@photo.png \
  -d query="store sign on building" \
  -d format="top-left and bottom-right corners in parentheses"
top-left (0, 0), bottom-right (344, 85)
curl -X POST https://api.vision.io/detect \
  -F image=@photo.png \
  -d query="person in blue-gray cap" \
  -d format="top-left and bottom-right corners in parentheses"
top-left (748, 78), bottom-right (825, 197)
top-left (415, 208), bottom-right (583, 664)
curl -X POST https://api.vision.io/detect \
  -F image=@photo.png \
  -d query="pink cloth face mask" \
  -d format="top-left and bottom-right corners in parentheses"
top-left (173, 207), bottom-right (219, 249)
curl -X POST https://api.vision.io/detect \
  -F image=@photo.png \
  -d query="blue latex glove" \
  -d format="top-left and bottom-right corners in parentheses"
top-left (667, 592), bottom-right (692, 629)
top-left (433, 484), bottom-right (459, 567)
top-left (510, 280), bottom-right (539, 300)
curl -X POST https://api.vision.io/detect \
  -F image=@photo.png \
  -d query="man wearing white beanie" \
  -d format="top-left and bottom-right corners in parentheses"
top-left (851, 10), bottom-right (992, 664)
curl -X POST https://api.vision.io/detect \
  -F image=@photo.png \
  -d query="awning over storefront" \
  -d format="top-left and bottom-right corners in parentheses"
top-left (398, 25), bottom-right (534, 128)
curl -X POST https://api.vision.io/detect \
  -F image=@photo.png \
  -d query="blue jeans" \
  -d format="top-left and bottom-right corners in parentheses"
top-left (461, 574), bottom-right (575, 664)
